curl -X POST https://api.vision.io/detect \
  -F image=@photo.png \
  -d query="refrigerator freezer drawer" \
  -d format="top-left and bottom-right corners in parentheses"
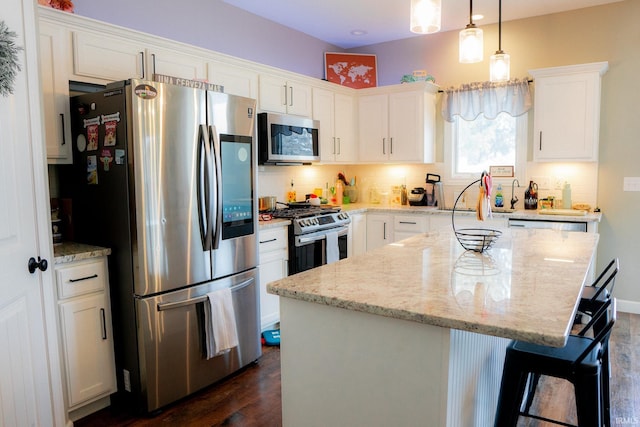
top-left (135, 268), bottom-right (261, 412)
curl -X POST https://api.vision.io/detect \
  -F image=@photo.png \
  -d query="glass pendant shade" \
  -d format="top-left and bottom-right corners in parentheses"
top-left (459, 26), bottom-right (483, 63)
top-left (410, 0), bottom-right (442, 34)
top-left (490, 52), bottom-right (510, 82)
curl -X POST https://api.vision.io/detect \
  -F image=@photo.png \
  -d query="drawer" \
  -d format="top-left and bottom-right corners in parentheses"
top-left (56, 258), bottom-right (107, 300)
top-left (394, 215), bottom-right (428, 233)
top-left (258, 227), bottom-right (288, 253)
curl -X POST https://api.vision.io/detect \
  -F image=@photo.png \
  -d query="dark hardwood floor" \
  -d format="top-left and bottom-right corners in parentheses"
top-left (77, 313), bottom-right (640, 427)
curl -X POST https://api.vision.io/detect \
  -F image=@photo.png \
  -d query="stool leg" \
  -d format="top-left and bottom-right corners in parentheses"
top-left (523, 373), bottom-right (541, 414)
top-left (601, 343), bottom-right (611, 427)
top-left (574, 369), bottom-right (602, 427)
top-left (494, 354), bottom-right (528, 427)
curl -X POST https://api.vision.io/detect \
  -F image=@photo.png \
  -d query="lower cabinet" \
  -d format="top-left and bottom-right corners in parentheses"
top-left (366, 213), bottom-right (394, 251)
top-left (348, 213), bottom-right (367, 257)
top-left (258, 227), bottom-right (288, 331)
top-left (393, 214), bottom-right (428, 241)
top-left (55, 256), bottom-right (116, 418)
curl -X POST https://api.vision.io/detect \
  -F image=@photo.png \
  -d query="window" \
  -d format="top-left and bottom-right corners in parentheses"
top-left (444, 112), bottom-right (527, 184)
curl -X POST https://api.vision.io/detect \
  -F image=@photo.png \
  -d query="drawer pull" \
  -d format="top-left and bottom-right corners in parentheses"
top-left (259, 238), bottom-right (277, 244)
top-left (100, 308), bottom-right (107, 340)
top-left (399, 221), bottom-right (417, 225)
top-left (69, 274), bottom-right (98, 283)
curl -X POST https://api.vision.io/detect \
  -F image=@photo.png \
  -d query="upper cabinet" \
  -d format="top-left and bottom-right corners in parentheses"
top-left (259, 74), bottom-right (312, 117)
top-left (72, 30), bottom-right (207, 82)
top-left (312, 87), bottom-right (357, 163)
top-left (358, 83), bottom-right (437, 163)
top-left (39, 21), bottom-right (72, 164)
top-left (530, 62), bottom-right (608, 162)
top-left (208, 60), bottom-right (258, 99)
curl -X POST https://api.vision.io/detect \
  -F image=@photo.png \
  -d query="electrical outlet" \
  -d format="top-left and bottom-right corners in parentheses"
top-left (623, 177), bottom-right (640, 192)
top-left (532, 176), bottom-right (550, 190)
top-left (123, 369), bottom-right (131, 392)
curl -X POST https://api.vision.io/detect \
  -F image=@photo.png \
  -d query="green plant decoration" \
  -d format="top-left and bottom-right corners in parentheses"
top-left (0, 20), bottom-right (23, 97)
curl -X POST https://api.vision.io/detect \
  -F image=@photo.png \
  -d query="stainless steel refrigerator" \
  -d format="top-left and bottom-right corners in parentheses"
top-left (67, 79), bottom-right (261, 413)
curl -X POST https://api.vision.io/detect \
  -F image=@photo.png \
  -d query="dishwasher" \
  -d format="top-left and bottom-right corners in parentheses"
top-left (508, 219), bottom-right (588, 232)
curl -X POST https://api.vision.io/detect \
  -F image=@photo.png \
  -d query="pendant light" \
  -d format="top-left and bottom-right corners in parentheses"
top-left (490, 0), bottom-right (510, 82)
top-left (459, 0), bottom-right (483, 63)
top-left (410, 0), bottom-right (442, 34)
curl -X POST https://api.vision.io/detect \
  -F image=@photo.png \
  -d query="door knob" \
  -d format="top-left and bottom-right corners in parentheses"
top-left (28, 257), bottom-right (48, 274)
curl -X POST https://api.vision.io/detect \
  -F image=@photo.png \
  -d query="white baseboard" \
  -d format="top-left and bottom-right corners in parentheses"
top-left (617, 299), bottom-right (640, 315)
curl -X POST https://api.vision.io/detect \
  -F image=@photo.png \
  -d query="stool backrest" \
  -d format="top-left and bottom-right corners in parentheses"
top-left (574, 298), bottom-right (616, 367)
top-left (590, 258), bottom-right (619, 301)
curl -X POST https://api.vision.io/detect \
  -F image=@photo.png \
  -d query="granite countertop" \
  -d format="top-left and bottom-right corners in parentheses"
top-left (53, 242), bottom-right (111, 264)
top-left (258, 218), bottom-right (291, 229)
top-left (268, 228), bottom-right (599, 347)
top-left (340, 203), bottom-right (602, 222)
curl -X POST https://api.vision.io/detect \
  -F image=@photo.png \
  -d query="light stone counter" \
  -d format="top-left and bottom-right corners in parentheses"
top-left (268, 227), bottom-right (598, 347)
top-left (53, 242), bottom-right (111, 264)
top-left (269, 228), bottom-right (599, 426)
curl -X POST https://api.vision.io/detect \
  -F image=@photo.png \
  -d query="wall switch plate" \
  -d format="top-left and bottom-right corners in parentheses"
top-left (532, 176), bottom-right (550, 189)
top-left (623, 177), bottom-right (640, 192)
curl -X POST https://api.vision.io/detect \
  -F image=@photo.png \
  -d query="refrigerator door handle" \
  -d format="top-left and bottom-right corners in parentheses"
top-left (209, 125), bottom-right (223, 250)
top-left (155, 277), bottom-right (255, 311)
top-left (198, 124), bottom-right (214, 250)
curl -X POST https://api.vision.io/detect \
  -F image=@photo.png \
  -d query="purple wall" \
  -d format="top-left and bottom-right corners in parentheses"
top-left (72, 0), bottom-right (343, 80)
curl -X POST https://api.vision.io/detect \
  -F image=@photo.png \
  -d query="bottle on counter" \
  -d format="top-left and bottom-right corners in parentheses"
top-left (562, 182), bottom-right (572, 209)
top-left (524, 180), bottom-right (538, 210)
top-left (335, 179), bottom-right (344, 205)
top-left (287, 179), bottom-right (296, 203)
top-left (401, 184), bottom-right (408, 205)
top-left (495, 184), bottom-right (503, 208)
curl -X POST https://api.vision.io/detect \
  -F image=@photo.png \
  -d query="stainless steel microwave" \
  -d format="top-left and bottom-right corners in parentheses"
top-left (258, 113), bottom-right (320, 165)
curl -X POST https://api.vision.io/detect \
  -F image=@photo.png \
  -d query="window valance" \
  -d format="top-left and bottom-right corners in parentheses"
top-left (441, 78), bottom-right (532, 122)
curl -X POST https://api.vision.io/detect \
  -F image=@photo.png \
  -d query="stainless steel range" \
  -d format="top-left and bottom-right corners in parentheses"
top-left (271, 207), bottom-right (350, 275)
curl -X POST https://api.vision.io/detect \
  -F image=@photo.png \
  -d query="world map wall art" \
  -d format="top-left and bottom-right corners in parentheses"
top-left (324, 52), bottom-right (377, 89)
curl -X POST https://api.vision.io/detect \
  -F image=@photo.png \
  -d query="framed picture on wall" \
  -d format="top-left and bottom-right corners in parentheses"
top-left (324, 52), bottom-right (377, 89)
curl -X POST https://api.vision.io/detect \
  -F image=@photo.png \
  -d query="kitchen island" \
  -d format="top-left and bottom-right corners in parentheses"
top-left (267, 228), bottom-right (599, 427)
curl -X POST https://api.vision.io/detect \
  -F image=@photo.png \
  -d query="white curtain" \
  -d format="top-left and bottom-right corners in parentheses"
top-left (441, 78), bottom-right (532, 122)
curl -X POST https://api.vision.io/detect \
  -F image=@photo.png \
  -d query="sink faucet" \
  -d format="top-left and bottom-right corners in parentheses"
top-left (510, 179), bottom-right (520, 209)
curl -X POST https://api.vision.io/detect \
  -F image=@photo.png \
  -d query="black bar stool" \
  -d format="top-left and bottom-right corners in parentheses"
top-left (494, 298), bottom-right (617, 427)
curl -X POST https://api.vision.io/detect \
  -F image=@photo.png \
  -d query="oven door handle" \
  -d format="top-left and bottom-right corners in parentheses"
top-left (296, 227), bottom-right (348, 246)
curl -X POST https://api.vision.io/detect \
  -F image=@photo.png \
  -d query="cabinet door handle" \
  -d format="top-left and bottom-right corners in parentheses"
top-left (390, 137), bottom-right (393, 154)
top-left (337, 138), bottom-right (341, 155)
top-left (139, 51), bottom-right (145, 79)
top-left (382, 138), bottom-right (386, 155)
top-left (100, 308), bottom-right (107, 340)
top-left (60, 114), bottom-right (66, 146)
top-left (332, 137), bottom-right (336, 154)
top-left (383, 223), bottom-right (387, 240)
top-left (539, 131), bottom-right (542, 151)
top-left (283, 84), bottom-right (288, 106)
top-left (69, 274), bottom-right (98, 283)
top-left (151, 53), bottom-right (157, 76)
top-left (289, 86), bottom-right (294, 107)
top-left (259, 238), bottom-right (277, 244)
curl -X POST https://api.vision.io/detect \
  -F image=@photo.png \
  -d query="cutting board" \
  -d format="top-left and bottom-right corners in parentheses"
top-left (538, 209), bottom-right (587, 216)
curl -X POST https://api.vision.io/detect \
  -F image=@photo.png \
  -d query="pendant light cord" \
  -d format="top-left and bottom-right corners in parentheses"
top-left (498, 0), bottom-right (503, 52)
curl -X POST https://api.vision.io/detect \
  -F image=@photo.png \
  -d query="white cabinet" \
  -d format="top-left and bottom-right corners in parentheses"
top-left (208, 61), bottom-right (258, 99)
top-left (39, 21), bottom-right (72, 164)
top-left (530, 62), bottom-right (608, 162)
top-left (366, 213), bottom-right (394, 251)
top-left (313, 87), bottom-right (357, 163)
top-left (393, 214), bottom-right (428, 241)
top-left (258, 226), bottom-right (288, 330)
top-left (72, 30), bottom-right (207, 82)
top-left (55, 257), bottom-right (116, 412)
top-left (348, 213), bottom-right (367, 257)
top-left (259, 74), bottom-right (312, 117)
top-left (359, 83), bottom-right (437, 163)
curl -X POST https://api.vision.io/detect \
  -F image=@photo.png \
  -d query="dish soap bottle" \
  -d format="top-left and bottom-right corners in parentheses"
top-left (287, 179), bottom-right (296, 203)
top-left (562, 182), bottom-right (572, 209)
top-left (495, 184), bottom-right (504, 208)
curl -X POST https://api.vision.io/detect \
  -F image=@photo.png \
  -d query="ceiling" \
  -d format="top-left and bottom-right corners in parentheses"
top-left (223, 0), bottom-right (623, 49)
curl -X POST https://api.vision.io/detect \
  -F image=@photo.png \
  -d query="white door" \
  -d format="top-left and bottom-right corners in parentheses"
top-left (0, 0), bottom-right (64, 425)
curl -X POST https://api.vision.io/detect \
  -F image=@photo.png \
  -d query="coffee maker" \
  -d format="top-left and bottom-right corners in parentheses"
top-left (409, 174), bottom-right (442, 207)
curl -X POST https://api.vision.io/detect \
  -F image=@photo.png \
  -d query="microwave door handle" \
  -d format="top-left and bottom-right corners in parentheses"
top-left (209, 125), bottom-right (223, 250)
top-left (198, 125), bottom-right (213, 250)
